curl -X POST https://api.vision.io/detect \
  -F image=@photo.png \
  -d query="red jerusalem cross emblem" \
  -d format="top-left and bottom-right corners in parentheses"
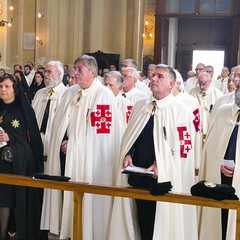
top-left (90, 104), bottom-right (112, 134)
top-left (126, 106), bottom-right (133, 124)
top-left (192, 108), bottom-right (201, 132)
top-left (177, 126), bottom-right (192, 158)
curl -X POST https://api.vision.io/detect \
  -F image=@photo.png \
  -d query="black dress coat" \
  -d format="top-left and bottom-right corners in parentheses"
top-left (0, 90), bottom-right (44, 239)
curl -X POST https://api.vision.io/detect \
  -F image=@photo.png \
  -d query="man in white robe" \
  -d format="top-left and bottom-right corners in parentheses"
top-left (210, 71), bottom-right (237, 124)
top-left (108, 65), bottom-right (198, 240)
top-left (40, 55), bottom-right (121, 240)
top-left (121, 58), bottom-right (151, 96)
top-left (121, 67), bottom-right (148, 105)
top-left (103, 70), bottom-right (133, 133)
top-left (184, 63), bottom-right (205, 93)
top-left (32, 61), bottom-right (67, 162)
top-left (172, 69), bottom-right (202, 174)
top-left (189, 72), bottom-right (223, 141)
top-left (143, 64), bottom-right (156, 87)
top-left (206, 65), bottom-right (222, 90)
top-left (199, 65), bottom-right (240, 240)
top-left (217, 66), bottom-right (230, 94)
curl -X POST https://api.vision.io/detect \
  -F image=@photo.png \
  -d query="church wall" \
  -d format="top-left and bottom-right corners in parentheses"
top-left (3, 0), bottom-right (145, 71)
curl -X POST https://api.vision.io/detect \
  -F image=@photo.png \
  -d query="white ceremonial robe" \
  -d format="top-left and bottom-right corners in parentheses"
top-left (189, 85), bottom-right (223, 136)
top-left (184, 76), bottom-right (199, 93)
top-left (32, 82), bottom-right (67, 156)
top-left (211, 77), bottom-right (222, 90)
top-left (210, 92), bottom-right (235, 127)
top-left (218, 77), bottom-right (229, 94)
top-left (143, 77), bottom-right (151, 87)
top-left (136, 80), bottom-right (151, 95)
top-left (115, 93), bottom-right (133, 134)
top-left (175, 92), bottom-right (202, 170)
top-left (122, 87), bottom-right (148, 105)
top-left (108, 93), bottom-right (198, 240)
top-left (198, 103), bottom-right (240, 240)
top-left (40, 79), bottom-right (121, 240)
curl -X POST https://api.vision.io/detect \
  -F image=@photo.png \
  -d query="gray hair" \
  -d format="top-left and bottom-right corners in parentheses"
top-left (103, 71), bottom-right (123, 88)
top-left (47, 60), bottom-right (64, 80)
top-left (121, 59), bottom-right (137, 69)
top-left (74, 55), bottom-right (98, 77)
top-left (155, 64), bottom-right (176, 82)
top-left (148, 64), bottom-right (156, 69)
top-left (174, 69), bottom-right (185, 92)
top-left (122, 67), bottom-right (139, 80)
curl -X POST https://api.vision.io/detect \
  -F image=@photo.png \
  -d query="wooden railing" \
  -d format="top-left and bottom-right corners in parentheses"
top-left (0, 173), bottom-right (240, 240)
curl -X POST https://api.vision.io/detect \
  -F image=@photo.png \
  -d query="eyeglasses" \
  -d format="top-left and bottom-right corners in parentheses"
top-left (45, 69), bottom-right (58, 75)
top-left (73, 67), bottom-right (88, 74)
top-left (198, 81), bottom-right (209, 86)
top-left (123, 75), bottom-right (135, 80)
top-left (195, 68), bottom-right (204, 71)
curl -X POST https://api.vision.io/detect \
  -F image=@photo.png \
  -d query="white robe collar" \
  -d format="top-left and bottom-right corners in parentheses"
top-left (72, 78), bottom-right (99, 106)
top-left (146, 93), bottom-right (175, 109)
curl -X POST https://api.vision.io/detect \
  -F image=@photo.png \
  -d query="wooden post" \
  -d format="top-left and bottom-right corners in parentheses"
top-left (236, 208), bottom-right (240, 240)
top-left (73, 191), bottom-right (84, 240)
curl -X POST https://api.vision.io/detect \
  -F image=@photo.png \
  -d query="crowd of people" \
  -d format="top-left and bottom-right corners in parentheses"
top-left (0, 57), bottom-right (239, 240)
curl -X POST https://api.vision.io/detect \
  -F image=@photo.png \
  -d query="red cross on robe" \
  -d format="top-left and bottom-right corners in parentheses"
top-left (126, 106), bottom-right (133, 124)
top-left (90, 104), bottom-right (112, 134)
top-left (192, 108), bottom-right (201, 132)
top-left (177, 126), bottom-right (192, 158)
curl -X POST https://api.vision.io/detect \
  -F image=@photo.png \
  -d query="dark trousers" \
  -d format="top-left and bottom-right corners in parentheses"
top-left (221, 173), bottom-right (233, 240)
top-left (135, 199), bottom-right (156, 240)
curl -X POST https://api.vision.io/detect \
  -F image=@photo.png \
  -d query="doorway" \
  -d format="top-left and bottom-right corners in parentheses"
top-left (192, 50), bottom-right (225, 79)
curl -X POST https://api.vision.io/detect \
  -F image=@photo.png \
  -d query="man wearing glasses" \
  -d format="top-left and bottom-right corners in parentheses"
top-left (121, 67), bottom-right (148, 105)
top-left (189, 71), bottom-right (223, 142)
top-left (41, 55), bottom-right (121, 240)
top-left (185, 62), bottom-right (206, 93)
top-left (32, 61), bottom-right (67, 165)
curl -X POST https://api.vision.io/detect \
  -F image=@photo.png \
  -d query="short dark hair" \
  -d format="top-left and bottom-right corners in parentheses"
top-left (24, 64), bottom-right (32, 70)
top-left (0, 73), bottom-right (19, 95)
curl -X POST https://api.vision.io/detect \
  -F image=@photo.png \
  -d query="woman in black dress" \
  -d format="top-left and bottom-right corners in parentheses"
top-left (0, 74), bottom-right (43, 240)
top-left (30, 71), bottom-right (46, 99)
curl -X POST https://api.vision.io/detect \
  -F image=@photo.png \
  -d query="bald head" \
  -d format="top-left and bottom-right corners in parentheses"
top-left (195, 63), bottom-right (205, 77)
top-left (198, 72), bottom-right (211, 91)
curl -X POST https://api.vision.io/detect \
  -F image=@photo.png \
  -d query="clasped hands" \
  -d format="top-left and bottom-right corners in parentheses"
top-left (123, 155), bottom-right (158, 178)
top-left (221, 164), bottom-right (234, 178)
top-left (0, 129), bottom-right (9, 142)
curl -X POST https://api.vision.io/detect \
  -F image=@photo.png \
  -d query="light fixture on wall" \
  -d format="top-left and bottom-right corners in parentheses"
top-left (36, 36), bottom-right (43, 45)
top-left (37, 13), bottom-right (44, 18)
top-left (0, 6), bottom-right (13, 27)
top-left (143, 19), bottom-right (154, 39)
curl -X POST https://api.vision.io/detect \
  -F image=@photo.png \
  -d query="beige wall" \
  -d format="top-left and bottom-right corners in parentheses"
top-left (3, 0), bottom-right (145, 71)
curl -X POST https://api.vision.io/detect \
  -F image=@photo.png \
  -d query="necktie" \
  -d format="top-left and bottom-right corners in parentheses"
top-left (77, 90), bottom-right (82, 102)
top-left (122, 93), bottom-right (126, 98)
top-left (151, 100), bottom-right (157, 115)
top-left (223, 111), bottom-right (240, 161)
top-left (40, 88), bottom-right (53, 134)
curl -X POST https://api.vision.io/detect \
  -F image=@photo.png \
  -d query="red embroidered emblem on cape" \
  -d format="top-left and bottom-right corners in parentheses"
top-left (177, 126), bottom-right (192, 158)
top-left (90, 104), bottom-right (112, 134)
top-left (126, 106), bottom-right (133, 124)
top-left (193, 108), bottom-right (200, 132)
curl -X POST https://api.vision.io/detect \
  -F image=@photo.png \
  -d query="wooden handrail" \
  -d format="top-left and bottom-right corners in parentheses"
top-left (0, 173), bottom-right (239, 239)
